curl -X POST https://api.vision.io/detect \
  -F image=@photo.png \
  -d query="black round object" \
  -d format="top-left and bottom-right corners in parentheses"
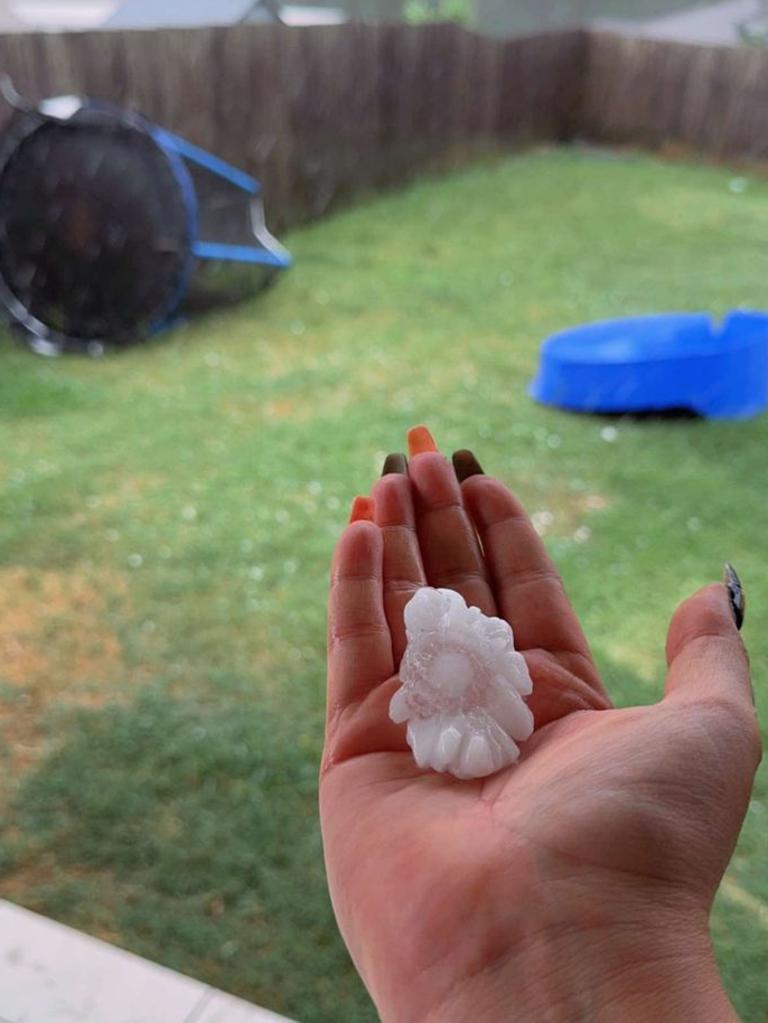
top-left (0, 109), bottom-right (192, 350)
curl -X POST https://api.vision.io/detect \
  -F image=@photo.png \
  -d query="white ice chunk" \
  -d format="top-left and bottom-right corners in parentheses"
top-left (461, 734), bottom-right (494, 779)
top-left (389, 588), bottom-right (534, 780)
top-left (403, 590), bottom-right (439, 637)
top-left (434, 723), bottom-right (462, 771)
top-left (488, 683), bottom-right (535, 740)
top-left (389, 686), bottom-right (410, 724)
top-left (485, 716), bottom-right (521, 764)
top-left (430, 651), bottom-right (475, 698)
top-left (408, 716), bottom-right (441, 769)
top-left (507, 652), bottom-right (534, 696)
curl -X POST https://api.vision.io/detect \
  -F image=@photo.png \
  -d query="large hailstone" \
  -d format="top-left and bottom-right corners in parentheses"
top-left (389, 588), bottom-right (534, 780)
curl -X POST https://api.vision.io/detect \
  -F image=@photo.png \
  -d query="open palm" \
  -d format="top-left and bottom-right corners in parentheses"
top-left (321, 439), bottom-right (760, 1023)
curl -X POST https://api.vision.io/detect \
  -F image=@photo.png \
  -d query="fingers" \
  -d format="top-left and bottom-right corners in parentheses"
top-left (524, 648), bottom-right (611, 725)
top-left (349, 495), bottom-right (373, 523)
top-left (406, 428), bottom-right (497, 617)
top-left (461, 474), bottom-right (603, 691)
top-left (664, 583), bottom-right (756, 720)
top-left (372, 471), bottom-right (426, 664)
top-left (327, 521), bottom-right (393, 718)
top-left (407, 425), bottom-right (437, 456)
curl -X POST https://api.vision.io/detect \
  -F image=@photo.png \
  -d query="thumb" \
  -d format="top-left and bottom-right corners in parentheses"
top-left (664, 578), bottom-right (754, 718)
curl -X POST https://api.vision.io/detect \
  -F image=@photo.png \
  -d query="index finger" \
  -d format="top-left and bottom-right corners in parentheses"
top-left (462, 474), bottom-right (602, 689)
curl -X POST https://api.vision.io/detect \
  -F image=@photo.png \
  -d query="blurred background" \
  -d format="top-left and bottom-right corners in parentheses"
top-left (3, 0), bottom-right (768, 39)
top-left (0, 2), bottom-right (766, 1021)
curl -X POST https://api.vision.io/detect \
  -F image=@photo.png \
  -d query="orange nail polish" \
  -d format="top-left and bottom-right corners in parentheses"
top-left (407, 425), bottom-right (438, 457)
top-left (349, 496), bottom-right (373, 523)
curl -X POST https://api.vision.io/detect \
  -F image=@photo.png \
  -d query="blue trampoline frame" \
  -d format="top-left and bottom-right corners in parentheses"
top-left (155, 127), bottom-right (292, 272)
top-left (0, 83), bottom-right (291, 354)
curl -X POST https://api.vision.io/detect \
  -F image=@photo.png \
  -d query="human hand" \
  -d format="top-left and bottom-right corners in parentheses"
top-left (321, 427), bottom-right (761, 1023)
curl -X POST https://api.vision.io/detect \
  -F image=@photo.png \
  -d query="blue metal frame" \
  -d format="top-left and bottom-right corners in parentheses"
top-left (156, 128), bottom-right (261, 195)
top-left (192, 241), bottom-right (290, 267)
top-left (145, 120), bottom-right (199, 333)
top-left (155, 125), bottom-right (292, 272)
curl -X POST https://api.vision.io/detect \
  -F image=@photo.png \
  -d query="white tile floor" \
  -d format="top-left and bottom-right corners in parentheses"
top-left (0, 901), bottom-right (296, 1023)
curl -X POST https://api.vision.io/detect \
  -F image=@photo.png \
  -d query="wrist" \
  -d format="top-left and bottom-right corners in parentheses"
top-left (381, 905), bottom-right (736, 1023)
top-left (564, 923), bottom-right (736, 1023)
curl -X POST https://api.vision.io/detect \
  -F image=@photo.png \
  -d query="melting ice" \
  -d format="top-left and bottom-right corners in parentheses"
top-left (390, 588), bottom-right (534, 780)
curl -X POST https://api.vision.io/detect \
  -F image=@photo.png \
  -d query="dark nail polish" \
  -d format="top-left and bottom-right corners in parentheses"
top-left (382, 453), bottom-right (408, 476)
top-left (452, 449), bottom-right (484, 483)
top-left (724, 563), bottom-right (745, 631)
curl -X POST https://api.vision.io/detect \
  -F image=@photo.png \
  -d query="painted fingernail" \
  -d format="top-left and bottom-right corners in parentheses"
top-left (382, 453), bottom-right (408, 476)
top-left (349, 496), bottom-right (373, 523)
top-left (407, 425), bottom-right (438, 457)
top-left (724, 562), bottom-right (745, 631)
top-left (452, 449), bottom-right (485, 482)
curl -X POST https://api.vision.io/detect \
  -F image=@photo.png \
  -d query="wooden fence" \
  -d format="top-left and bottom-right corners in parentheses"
top-left (0, 23), bottom-right (586, 229)
top-left (582, 31), bottom-right (768, 161)
top-left (1, 22), bottom-right (768, 229)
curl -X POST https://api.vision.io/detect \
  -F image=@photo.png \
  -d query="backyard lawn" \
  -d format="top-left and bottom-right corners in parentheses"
top-left (0, 147), bottom-right (766, 1022)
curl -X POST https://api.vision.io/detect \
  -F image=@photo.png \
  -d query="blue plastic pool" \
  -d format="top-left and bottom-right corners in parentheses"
top-left (529, 311), bottom-right (768, 419)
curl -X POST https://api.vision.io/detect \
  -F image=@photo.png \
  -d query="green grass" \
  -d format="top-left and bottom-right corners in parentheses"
top-left (0, 147), bottom-right (767, 1021)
